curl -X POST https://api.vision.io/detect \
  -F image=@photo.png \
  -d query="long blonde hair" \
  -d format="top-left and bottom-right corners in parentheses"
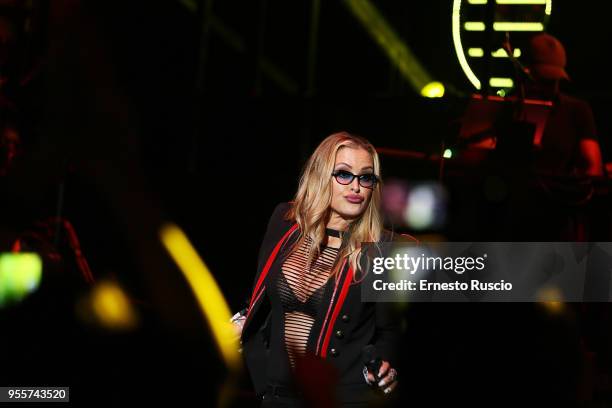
top-left (284, 131), bottom-right (384, 281)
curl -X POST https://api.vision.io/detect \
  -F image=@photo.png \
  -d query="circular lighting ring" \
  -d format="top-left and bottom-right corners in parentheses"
top-left (452, 0), bottom-right (553, 91)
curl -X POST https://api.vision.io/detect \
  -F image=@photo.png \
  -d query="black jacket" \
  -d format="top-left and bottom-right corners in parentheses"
top-left (240, 202), bottom-right (415, 404)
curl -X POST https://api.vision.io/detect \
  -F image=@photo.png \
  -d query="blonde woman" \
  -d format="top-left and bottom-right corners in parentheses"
top-left (234, 132), bottom-right (412, 407)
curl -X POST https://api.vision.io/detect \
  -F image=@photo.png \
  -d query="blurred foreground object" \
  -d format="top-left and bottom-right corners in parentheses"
top-left (0, 252), bottom-right (42, 307)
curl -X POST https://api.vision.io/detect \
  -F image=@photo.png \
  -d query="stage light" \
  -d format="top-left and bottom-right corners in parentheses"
top-left (536, 286), bottom-right (565, 313)
top-left (453, 0), bottom-right (481, 89)
top-left (421, 82), bottom-right (445, 98)
top-left (493, 22), bottom-right (544, 31)
top-left (470, 48), bottom-right (523, 58)
top-left (468, 48), bottom-right (485, 57)
top-left (0, 253), bottom-right (42, 308)
top-left (404, 183), bottom-right (448, 231)
top-left (491, 48), bottom-right (521, 58)
top-left (496, 0), bottom-right (546, 4)
top-left (343, 0), bottom-right (442, 97)
top-left (464, 22), bottom-right (486, 31)
top-left (89, 280), bottom-right (138, 330)
top-left (160, 223), bottom-right (241, 371)
top-left (453, 0), bottom-right (552, 90)
top-left (541, 301), bottom-right (564, 313)
top-left (489, 77), bottom-right (514, 88)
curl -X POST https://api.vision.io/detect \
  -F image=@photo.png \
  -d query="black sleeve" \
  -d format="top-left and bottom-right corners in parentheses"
top-left (373, 298), bottom-right (401, 368)
top-left (369, 231), bottom-right (416, 367)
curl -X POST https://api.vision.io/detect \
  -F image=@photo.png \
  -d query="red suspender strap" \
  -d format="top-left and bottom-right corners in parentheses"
top-left (248, 284), bottom-right (267, 318)
top-left (247, 223), bottom-right (299, 317)
top-left (319, 264), bottom-right (354, 358)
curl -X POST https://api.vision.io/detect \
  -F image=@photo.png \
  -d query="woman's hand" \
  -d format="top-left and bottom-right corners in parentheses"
top-left (364, 360), bottom-right (398, 395)
top-left (229, 311), bottom-right (246, 348)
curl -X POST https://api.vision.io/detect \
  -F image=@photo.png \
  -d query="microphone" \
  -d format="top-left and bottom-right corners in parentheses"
top-left (362, 345), bottom-right (383, 382)
top-left (502, 32), bottom-right (534, 83)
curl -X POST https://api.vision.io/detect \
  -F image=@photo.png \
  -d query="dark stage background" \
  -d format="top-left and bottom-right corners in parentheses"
top-left (1, 1), bottom-right (612, 406)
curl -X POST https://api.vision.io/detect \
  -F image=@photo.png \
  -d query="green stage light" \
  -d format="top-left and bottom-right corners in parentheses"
top-left (0, 253), bottom-right (43, 307)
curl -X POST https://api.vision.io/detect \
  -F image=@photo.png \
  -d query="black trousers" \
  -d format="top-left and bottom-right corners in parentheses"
top-left (260, 389), bottom-right (382, 408)
top-left (260, 393), bottom-right (306, 408)
top-left (260, 395), bottom-right (373, 408)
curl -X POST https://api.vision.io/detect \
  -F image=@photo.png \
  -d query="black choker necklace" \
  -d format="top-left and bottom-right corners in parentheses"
top-left (325, 228), bottom-right (343, 238)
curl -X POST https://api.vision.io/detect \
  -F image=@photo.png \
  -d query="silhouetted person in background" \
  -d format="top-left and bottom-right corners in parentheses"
top-left (523, 33), bottom-right (603, 177)
top-left (453, 32), bottom-right (606, 241)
